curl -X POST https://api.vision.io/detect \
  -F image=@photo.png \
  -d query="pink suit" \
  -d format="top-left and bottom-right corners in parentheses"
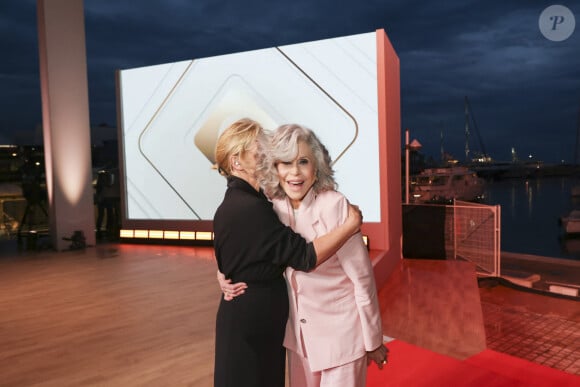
top-left (272, 189), bottom-right (383, 379)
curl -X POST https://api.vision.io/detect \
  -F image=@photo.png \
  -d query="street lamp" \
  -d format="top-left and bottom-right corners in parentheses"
top-left (405, 129), bottom-right (422, 204)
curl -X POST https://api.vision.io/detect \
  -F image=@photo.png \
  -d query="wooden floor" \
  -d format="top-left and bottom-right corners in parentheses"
top-left (0, 244), bottom-right (221, 386)
top-left (0, 242), bottom-right (576, 386)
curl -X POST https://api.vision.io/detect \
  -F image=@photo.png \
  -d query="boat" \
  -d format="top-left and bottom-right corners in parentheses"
top-left (560, 210), bottom-right (580, 235)
top-left (409, 166), bottom-right (485, 204)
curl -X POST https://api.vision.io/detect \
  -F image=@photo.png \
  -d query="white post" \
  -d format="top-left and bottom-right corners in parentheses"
top-left (37, 0), bottom-right (96, 250)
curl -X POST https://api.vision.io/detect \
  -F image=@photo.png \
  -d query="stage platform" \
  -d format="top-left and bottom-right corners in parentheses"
top-left (0, 241), bottom-right (578, 385)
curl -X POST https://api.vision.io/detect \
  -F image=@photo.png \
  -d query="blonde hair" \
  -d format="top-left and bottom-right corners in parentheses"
top-left (214, 118), bottom-right (269, 177)
top-left (262, 124), bottom-right (336, 199)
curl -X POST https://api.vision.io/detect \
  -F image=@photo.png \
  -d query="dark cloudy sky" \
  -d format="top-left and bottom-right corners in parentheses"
top-left (1, 0), bottom-right (579, 163)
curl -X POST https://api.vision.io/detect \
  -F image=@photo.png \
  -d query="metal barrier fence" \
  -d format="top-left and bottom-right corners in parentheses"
top-left (403, 201), bottom-right (501, 277)
top-left (451, 200), bottom-right (501, 277)
top-left (0, 197), bottom-right (49, 238)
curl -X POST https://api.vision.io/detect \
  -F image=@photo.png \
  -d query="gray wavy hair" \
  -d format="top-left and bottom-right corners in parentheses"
top-left (261, 123), bottom-right (337, 199)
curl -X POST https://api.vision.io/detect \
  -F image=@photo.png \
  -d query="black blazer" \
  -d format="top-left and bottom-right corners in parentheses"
top-left (213, 176), bottom-right (316, 283)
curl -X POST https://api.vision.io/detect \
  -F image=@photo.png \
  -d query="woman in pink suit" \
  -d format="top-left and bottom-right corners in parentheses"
top-left (221, 123), bottom-right (389, 386)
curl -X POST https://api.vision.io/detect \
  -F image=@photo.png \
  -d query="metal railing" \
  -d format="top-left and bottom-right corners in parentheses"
top-left (0, 197), bottom-right (49, 239)
top-left (403, 201), bottom-right (501, 277)
top-left (451, 200), bottom-right (501, 277)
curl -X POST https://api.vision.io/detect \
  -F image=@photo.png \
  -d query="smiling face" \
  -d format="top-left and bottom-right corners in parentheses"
top-left (276, 140), bottom-right (317, 209)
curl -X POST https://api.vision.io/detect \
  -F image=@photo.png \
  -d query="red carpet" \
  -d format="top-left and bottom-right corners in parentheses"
top-left (367, 340), bottom-right (579, 386)
top-left (465, 349), bottom-right (579, 386)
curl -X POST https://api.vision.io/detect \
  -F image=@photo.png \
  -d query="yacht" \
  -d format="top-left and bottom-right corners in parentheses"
top-left (410, 166), bottom-right (485, 204)
top-left (560, 210), bottom-right (580, 235)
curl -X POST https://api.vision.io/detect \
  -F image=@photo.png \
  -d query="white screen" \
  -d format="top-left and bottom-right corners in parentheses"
top-left (117, 31), bottom-right (381, 225)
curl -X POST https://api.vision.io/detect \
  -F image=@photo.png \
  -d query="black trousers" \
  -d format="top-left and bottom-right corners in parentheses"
top-left (214, 277), bottom-right (289, 387)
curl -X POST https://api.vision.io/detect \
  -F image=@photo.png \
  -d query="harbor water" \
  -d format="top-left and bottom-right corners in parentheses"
top-left (2, 177), bottom-right (580, 261)
top-left (483, 175), bottom-right (580, 260)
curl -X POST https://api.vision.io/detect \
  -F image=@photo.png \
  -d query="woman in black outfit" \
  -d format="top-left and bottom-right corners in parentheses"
top-left (213, 118), bottom-right (361, 387)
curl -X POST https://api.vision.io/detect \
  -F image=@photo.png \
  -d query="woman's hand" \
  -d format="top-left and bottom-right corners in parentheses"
top-left (367, 343), bottom-right (389, 370)
top-left (217, 270), bottom-right (248, 301)
top-left (346, 203), bottom-right (363, 235)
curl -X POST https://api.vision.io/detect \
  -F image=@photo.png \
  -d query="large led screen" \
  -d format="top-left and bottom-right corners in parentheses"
top-left (117, 31), bottom-right (381, 226)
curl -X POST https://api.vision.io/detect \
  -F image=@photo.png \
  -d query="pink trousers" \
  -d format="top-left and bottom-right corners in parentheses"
top-left (288, 349), bottom-right (367, 387)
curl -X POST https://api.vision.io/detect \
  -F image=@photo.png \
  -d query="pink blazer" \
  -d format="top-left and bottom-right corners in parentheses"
top-left (273, 189), bottom-right (383, 372)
